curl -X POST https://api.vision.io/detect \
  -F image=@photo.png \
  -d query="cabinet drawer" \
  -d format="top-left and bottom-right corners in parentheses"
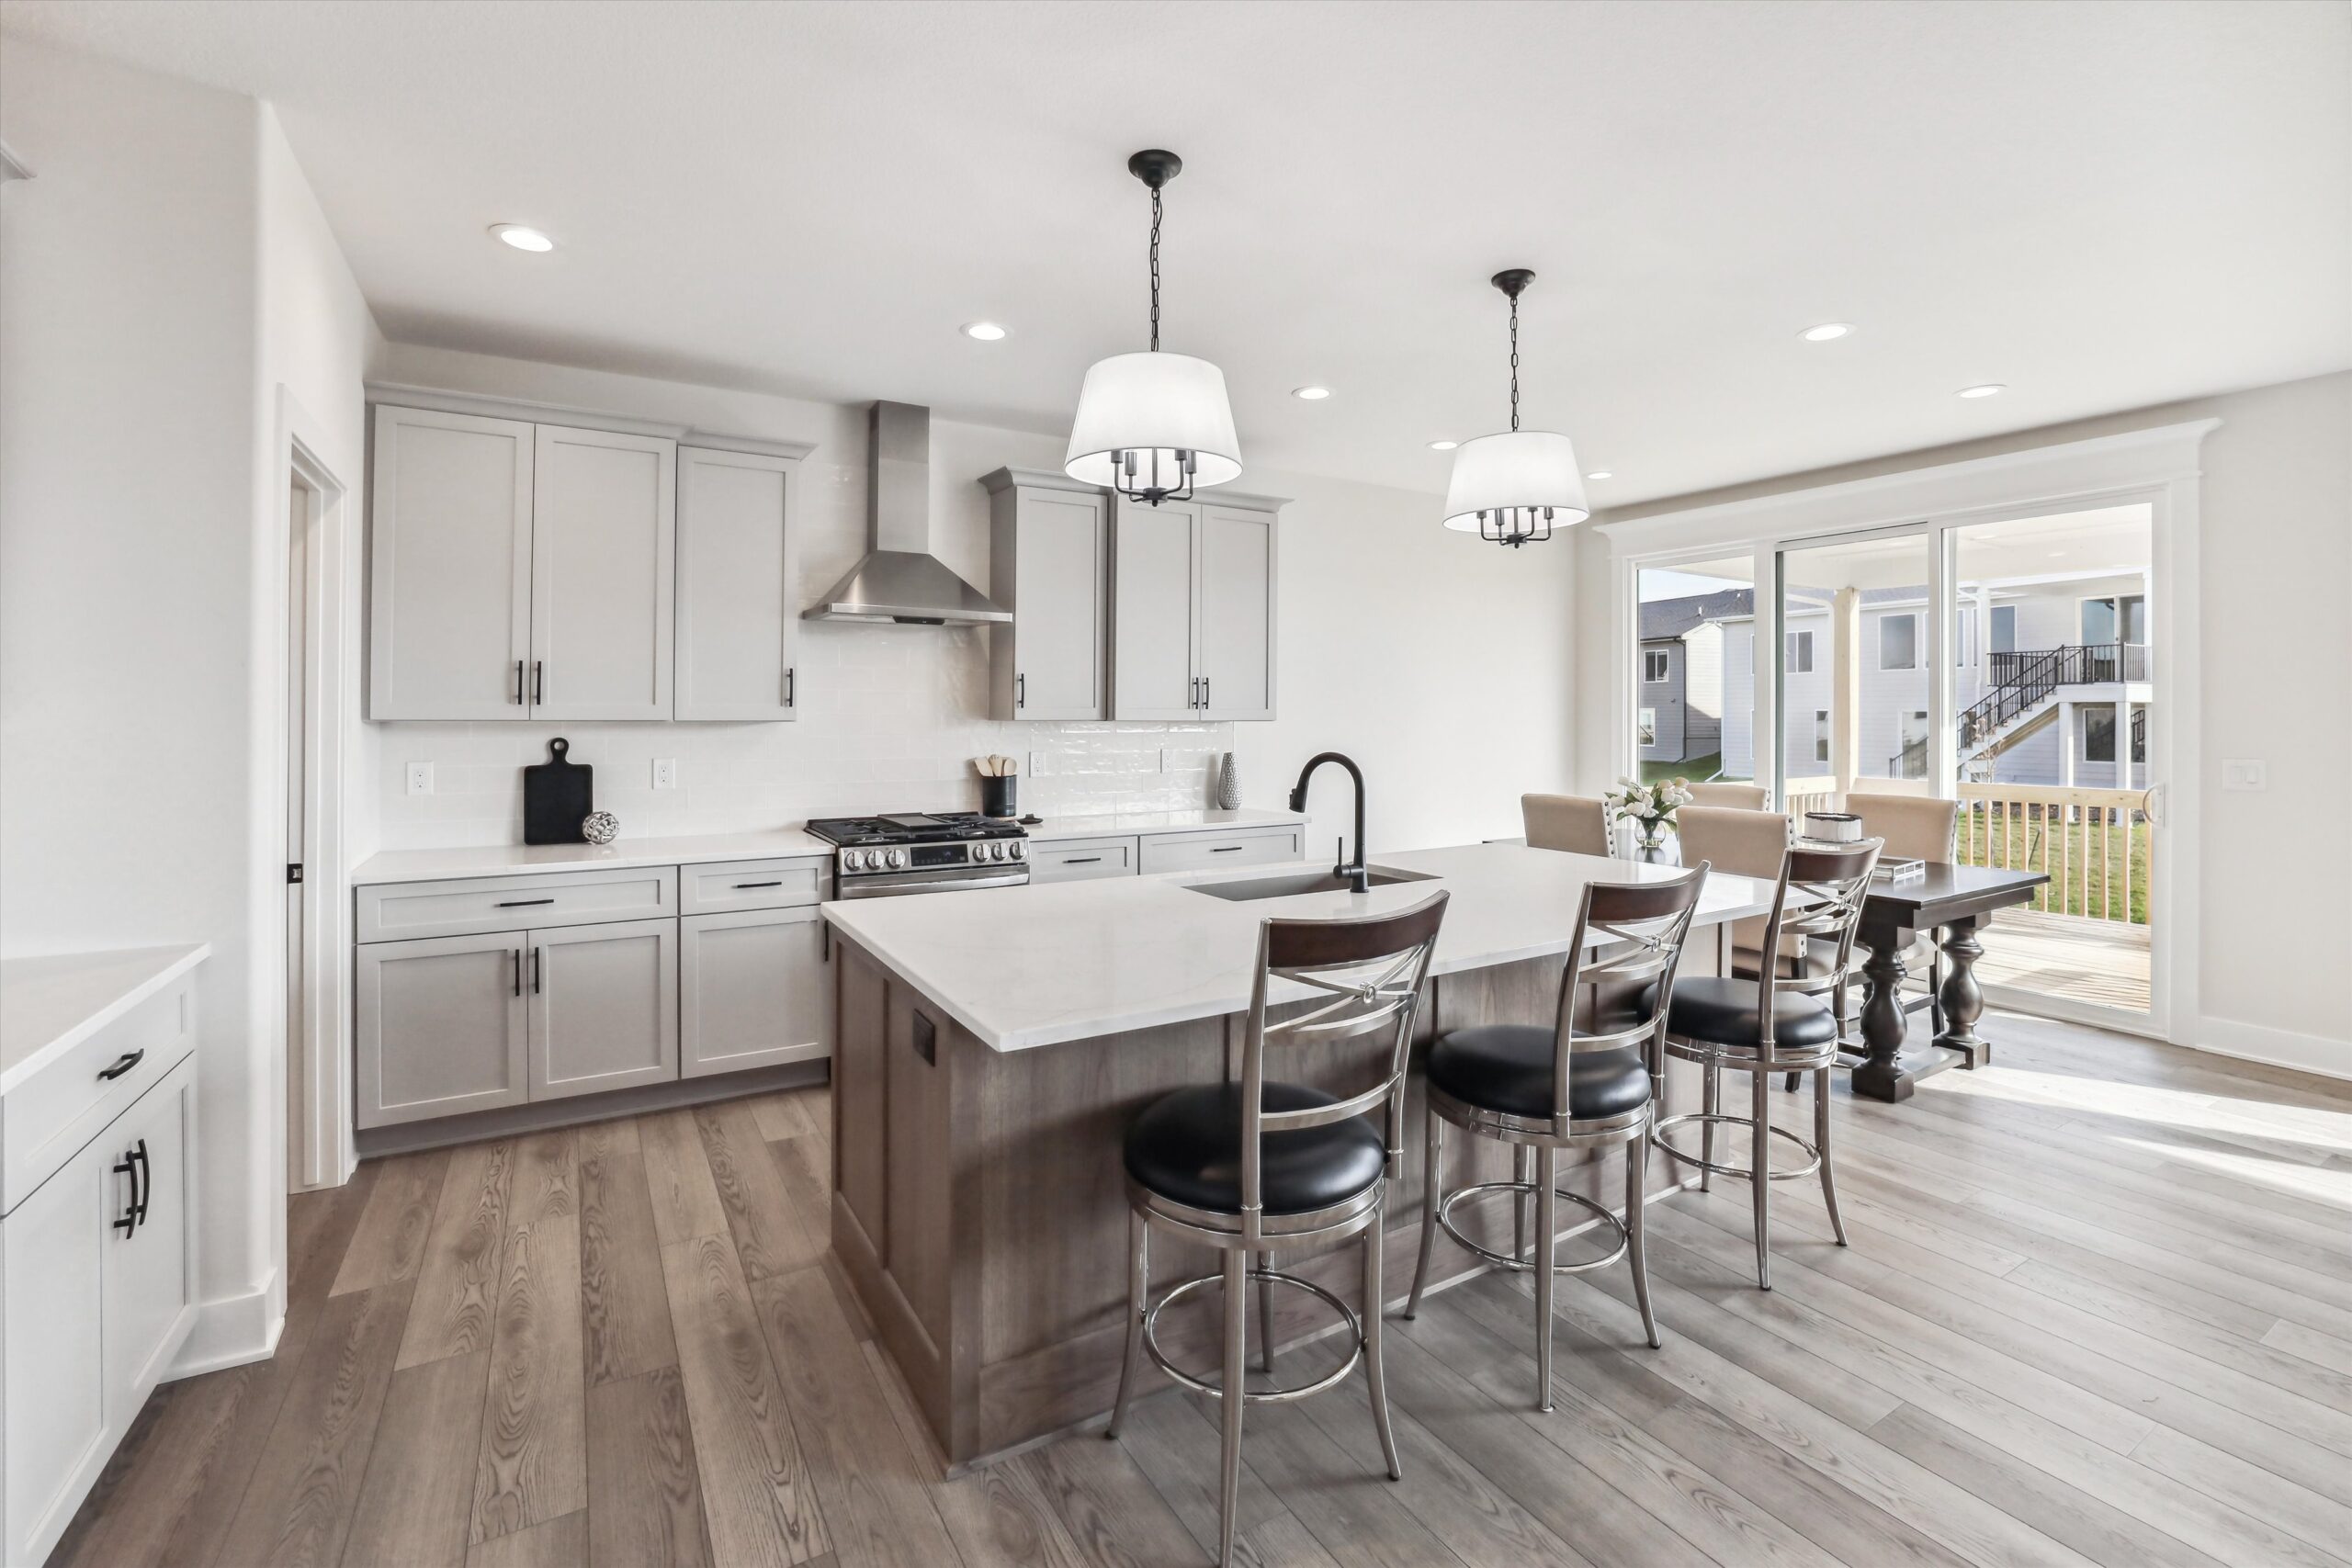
top-left (678, 857), bottom-right (829, 915)
top-left (1028, 835), bottom-right (1139, 884)
top-left (356, 866), bottom-right (676, 942)
top-left (1138, 827), bottom-right (1304, 875)
top-left (3, 974), bottom-right (194, 1216)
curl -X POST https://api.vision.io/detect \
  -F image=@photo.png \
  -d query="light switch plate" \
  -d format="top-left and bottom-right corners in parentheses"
top-left (2222, 759), bottom-right (2267, 792)
top-left (405, 762), bottom-right (434, 795)
top-left (652, 758), bottom-right (679, 790)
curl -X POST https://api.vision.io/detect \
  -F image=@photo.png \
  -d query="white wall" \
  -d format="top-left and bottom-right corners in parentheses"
top-left (1575, 372), bottom-right (2352, 1073)
top-left (0, 40), bottom-right (380, 1356)
top-left (370, 344), bottom-right (1577, 867)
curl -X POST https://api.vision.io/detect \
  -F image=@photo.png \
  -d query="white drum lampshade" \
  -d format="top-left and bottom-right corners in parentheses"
top-left (1441, 430), bottom-right (1589, 533)
top-left (1065, 351), bottom-right (1243, 492)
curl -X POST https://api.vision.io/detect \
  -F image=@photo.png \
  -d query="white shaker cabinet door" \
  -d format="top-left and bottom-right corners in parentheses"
top-left (3, 1136), bottom-right (110, 1568)
top-left (528, 918), bottom-right (680, 1100)
top-left (1007, 488), bottom-right (1108, 720)
top-left (355, 931), bottom-right (531, 1128)
top-left (1110, 497), bottom-right (1202, 720)
top-left (102, 1057), bottom-right (197, 1431)
top-left (528, 423), bottom-right (677, 720)
top-left (680, 908), bottom-right (831, 1078)
top-left (368, 405), bottom-right (536, 720)
top-left (1196, 504), bottom-right (1277, 721)
top-left (675, 446), bottom-right (800, 720)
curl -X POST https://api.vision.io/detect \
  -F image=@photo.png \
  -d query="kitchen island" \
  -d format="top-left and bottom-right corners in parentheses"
top-left (820, 840), bottom-right (1780, 1469)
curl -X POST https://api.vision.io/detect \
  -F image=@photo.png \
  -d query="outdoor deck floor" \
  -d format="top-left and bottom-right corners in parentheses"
top-left (1977, 906), bottom-right (2152, 1013)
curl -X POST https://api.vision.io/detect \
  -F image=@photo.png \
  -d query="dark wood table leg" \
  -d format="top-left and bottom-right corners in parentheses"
top-left (1936, 915), bottom-right (1989, 1068)
top-left (1851, 923), bottom-right (1915, 1102)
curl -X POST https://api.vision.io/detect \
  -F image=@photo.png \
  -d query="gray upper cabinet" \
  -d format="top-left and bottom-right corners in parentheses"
top-left (985, 468), bottom-right (1108, 721)
top-left (1110, 491), bottom-right (1283, 721)
top-left (368, 405), bottom-right (536, 720)
top-left (675, 446), bottom-right (801, 720)
top-left (528, 423), bottom-right (676, 721)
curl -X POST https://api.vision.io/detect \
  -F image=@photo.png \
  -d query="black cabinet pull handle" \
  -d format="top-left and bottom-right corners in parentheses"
top-left (97, 1049), bottom-right (145, 1082)
top-left (1203, 677), bottom-right (1210, 708)
top-left (1016, 672), bottom-right (1025, 708)
top-left (786, 666), bottom-right (796, 708)
top-left (514, 660), bottom-right (526, 705)
top-left (533, 947), bottom-right (543, 994)
top-left (130, 1139), bottom-right (152, 1227)
top-left (112, 1152), bottom-right (139, 1235)
top-left (1211, 845), bottom-right (1244, 853)
top-left (734, 880), bottom-right (784, 889)
top-left (497, 897), bottom-right (555, 908)
top-left (533, 660), bottom-right (544, 704)
top-left (513, 948), bottom-right (523, 997)
top-left (1064, 856), bottom-right (1102, 865)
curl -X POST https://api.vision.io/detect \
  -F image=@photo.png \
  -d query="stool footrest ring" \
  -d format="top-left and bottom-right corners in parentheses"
top-left (1653, 1111), bottom-right (1823, 1181)
top-left (1141, 1268), bottom-right (1363, 1405)
top-left (1435, 1179), bottom-right (1629, 1275)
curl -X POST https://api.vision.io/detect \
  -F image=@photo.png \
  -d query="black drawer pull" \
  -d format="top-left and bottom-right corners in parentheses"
top-left (497, 897), bottom-right (555, 908)
top-left (1211, 845), bottom-right (1245, 853)
top-left (733, 880), bottom-right (785, 889)
top-left (1064, 856), bottom-right (1102, 865)
top-left (97, 1049), bottom-right (146, 1082)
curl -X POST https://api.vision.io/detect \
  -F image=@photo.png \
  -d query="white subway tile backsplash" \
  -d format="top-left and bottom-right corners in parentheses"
top-left (372, 624), bottom-right (1234, 850)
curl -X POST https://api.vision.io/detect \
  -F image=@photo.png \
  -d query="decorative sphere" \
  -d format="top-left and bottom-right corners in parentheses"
top-left (581, 811), bottom-right (619, 845)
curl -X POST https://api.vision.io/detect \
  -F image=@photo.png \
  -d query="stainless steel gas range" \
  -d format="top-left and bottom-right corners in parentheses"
top-left (804, 812), bottom-right (1029, 898)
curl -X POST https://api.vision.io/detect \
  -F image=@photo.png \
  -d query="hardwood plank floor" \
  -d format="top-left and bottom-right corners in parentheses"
top-left (58, 1010), bottom-right (2352, 1567)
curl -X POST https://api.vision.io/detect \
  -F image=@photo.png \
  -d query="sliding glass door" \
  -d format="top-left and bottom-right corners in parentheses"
top-left (1772, 527), bottom-right (1937, 815)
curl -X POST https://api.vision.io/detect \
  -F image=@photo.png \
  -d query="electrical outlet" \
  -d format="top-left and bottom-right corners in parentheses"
top-left (652, 758), bottom-right (679, 790)
top-left (1028, 750), bottom-right (1049, 777)
top-left (2222, 759), bottom-right (2267, 792)
top-left (405, 762), bottom-right (434, 795)
top-left (1158, 747), bottom-right (1171, 773)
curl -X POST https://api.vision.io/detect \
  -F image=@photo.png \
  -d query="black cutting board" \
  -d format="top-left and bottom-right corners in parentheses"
top-left (524, 738), bottom-right (594, 844)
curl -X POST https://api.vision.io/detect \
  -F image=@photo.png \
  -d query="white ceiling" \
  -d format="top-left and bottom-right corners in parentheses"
top-left (8, 0), bottom-right (2347, 504)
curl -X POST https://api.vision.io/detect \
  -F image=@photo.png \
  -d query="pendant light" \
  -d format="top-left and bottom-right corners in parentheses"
top-left (1442, 269), bottom-right (1588, 547)
top-left (1065, 150), bottom-right (1242, 505)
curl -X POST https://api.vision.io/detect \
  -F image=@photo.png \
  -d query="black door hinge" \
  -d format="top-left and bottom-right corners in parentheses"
top-left (287, 863), bottom-right (304, 885)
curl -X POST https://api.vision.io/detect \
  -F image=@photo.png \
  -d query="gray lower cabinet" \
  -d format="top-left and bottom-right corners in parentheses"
top-left (681, 907), bottom-right (830, 1077)
top-left (356, 931), bottom-right (531, 1128)
top-left (529, 918), bottom-right (681, 1099)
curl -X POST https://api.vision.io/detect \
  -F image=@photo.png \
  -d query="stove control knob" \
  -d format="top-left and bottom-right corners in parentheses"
top-left (978, 843), bottom-right (995, 862)
top-left (888, 849), bottom-right (909, 870)
top-left (1009, 840), bottom-right (1024, 861)
top-left (993, 842), bottom-right (1010, 861)
top-left (845, 850), bottom-right (867, 870)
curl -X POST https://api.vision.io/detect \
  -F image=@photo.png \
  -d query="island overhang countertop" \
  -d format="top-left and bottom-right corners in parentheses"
top-left (820, 840), bottom-right (1781, 1053)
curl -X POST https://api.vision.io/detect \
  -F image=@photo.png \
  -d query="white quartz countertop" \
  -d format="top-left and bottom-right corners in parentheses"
top-left (1, 943), bottom-right (209, 1096)
top-left (821, 841), bottom-right (1778, 1053)
top-left (353, 828), bottom-right (834, 886)
top-left (1023, 807), bottom-right (1306, 842)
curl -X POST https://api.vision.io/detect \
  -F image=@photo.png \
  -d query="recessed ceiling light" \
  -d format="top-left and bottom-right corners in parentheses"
top-left (1957, 383), bottom-right (2007, 400)
top-left (1292, 386), bottom-right (1331, 400)
top-left (490, 223), bottom-right (555, 253)
top-left (1799, 322), bottom-right (1854, 343)
top-left (1428, 439), bottom-right (1459, 451)
top-left (1585, 470), bottom-right (1613, 480)
top-left (960, 321), bottom-right (1008, 341)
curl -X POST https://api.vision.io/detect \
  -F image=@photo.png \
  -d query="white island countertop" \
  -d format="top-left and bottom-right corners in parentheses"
top-left (2, 943), bottom-right (209, 1096)
top-left (822, 840), bottom-right (1778, 1053)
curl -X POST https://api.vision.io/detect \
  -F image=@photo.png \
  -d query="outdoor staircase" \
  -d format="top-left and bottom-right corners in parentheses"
top-left (1888, 642), bottom-right (2149, 775)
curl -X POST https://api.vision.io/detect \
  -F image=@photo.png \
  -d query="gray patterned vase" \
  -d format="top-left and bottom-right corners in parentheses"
top-left (1216, 753), bottom-right (1241, 811)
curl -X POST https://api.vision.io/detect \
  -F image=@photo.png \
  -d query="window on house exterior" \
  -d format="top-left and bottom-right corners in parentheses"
top-left (1637, 708), bottom-right (1657, 746)
top-left (1784, 630), bottom-right (1814, 673)
top-left (1644, 649), bottom-right (1670, 683)
top-left (1990, 604), bottom-right (2017, 654)
top-left (2084, 707), bottom-right (2118, 762)
top-left (1880, 614), bottom-right (1918, 671)
top-left (1814, 710), bottom-right (1829, 764)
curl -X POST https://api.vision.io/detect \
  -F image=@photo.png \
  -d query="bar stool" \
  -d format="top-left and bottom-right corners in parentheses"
top-left (1654, 840), bottom-right (1880, 1289)
top-left (1106, 892), bottom-right (1449, 1568)
top-left (1403, 866), bottom-right (1710, 1408)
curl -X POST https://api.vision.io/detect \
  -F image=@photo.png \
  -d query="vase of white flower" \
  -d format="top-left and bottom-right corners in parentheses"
top-left (1601, 776), bottom-right (1696, 862)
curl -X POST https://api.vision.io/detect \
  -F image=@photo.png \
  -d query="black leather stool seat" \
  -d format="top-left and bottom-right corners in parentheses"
top-left (1426, 1026), bottom-right (1652, 1122)
top-left (1124, 1083), bottom-right (1387, 1215)
top-left (1657, 976), bottom-right (1838, 1050)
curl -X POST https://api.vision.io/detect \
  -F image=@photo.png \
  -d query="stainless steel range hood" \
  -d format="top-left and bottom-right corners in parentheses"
top-left (803, 400), bottom-right (1011, 626)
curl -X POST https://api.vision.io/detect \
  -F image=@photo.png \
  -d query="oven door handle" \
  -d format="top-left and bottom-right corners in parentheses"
top-left (837, 868), bottom-right (1031, 898)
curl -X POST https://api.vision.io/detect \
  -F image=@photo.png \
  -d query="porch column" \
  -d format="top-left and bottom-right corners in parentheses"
top-left (2058, 700), bottom-right (2076, 787)
top-left (1832, 587), bottom-right (1861, 798)
top-left (2117, 700), bottom-right (2132, 789)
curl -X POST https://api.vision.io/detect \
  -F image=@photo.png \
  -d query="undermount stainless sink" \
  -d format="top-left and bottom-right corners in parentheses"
top-left (1184, 865), bottom-right (1438, 902)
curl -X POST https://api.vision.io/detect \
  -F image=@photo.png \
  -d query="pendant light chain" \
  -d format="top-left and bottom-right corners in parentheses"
top-left (1148, 186), bottom-right (1162, 353)
top-left (1507, 293), bottom-right (1521, 433)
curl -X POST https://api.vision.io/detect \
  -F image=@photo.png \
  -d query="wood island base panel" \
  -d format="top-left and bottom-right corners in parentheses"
top-left (828, 930), bottom-right (1721, 1469)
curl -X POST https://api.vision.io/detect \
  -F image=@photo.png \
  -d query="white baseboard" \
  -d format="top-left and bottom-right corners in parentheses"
top-left (2194, 1016), bottom-right (2352, 1083)
top-left (169, 1269), bottom-right (284, 1380)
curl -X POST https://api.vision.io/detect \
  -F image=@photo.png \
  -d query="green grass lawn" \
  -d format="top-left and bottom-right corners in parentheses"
top-left (1957, 805), bottom-right (2150, 924)
top-left (1641, 752), bottom-right (1723, 784)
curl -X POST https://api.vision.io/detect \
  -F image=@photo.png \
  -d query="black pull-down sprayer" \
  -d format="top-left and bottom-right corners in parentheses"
top-left (1288, 752), bottom-right (1370, 893)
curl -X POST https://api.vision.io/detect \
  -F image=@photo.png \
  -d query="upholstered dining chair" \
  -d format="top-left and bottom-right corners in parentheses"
top-left (1685, 782), bottom-right (1770, 810)
top-left (1522, 794), bottom-right (1611, 856)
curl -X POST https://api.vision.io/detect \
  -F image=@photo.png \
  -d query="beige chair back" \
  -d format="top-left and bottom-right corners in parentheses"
top-left (1676, 804), bottom-right (1789, 955)
top-left (1685, 782), bottom-right (1769, 811)
top-left (1850, 794), bottom-right (1958, 863)
top-left (1521, 794), bottom-right (1611, 856)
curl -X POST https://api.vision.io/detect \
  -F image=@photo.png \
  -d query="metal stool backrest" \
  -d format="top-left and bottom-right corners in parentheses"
top-left (1554, 866), bottom-right (1709, 1131)
top-left (1747, 840), bottom-right (1883, 1048)
top-left (1233, 892), bottom-right (1451, 1236)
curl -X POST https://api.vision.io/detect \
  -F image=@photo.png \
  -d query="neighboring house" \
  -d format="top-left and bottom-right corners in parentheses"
top-left (1640, 577), bottom-right (2150, 789)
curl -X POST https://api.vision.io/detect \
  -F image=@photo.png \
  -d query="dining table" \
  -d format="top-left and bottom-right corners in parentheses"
top-left (1845, 862), bottom-right (2049, 1101)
